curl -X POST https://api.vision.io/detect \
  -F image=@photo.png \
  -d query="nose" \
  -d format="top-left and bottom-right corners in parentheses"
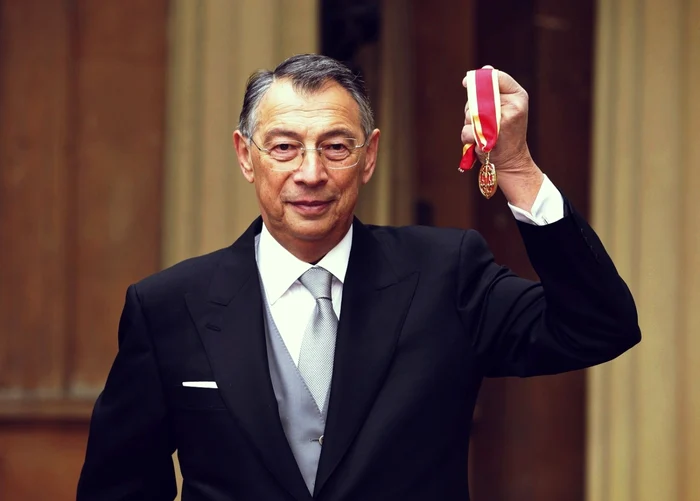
top-left (293, 150), bottom-right (328, 185)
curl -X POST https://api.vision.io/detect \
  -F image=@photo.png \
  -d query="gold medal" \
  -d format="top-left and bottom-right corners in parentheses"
top-left (478, 153), bottom-right (498, 199)
top-left (478, 162), bottom-right (497, 199)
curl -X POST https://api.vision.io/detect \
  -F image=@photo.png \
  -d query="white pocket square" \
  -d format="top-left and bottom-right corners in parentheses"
top-left (182, 381), bottom-right (218, 389)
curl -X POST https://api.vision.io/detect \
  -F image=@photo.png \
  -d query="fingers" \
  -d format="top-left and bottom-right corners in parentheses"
top-left (461, 124), bottom-right (474, 146)
top-left (461, 65), bottom-right (524, 96)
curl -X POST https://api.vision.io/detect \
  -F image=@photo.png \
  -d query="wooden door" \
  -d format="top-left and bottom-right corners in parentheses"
top-left (0, 1), bottom-right (168, 499)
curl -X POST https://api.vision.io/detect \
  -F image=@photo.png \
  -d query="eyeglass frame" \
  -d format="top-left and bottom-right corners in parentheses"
top-left (247, 135), bottom-right (369, 171)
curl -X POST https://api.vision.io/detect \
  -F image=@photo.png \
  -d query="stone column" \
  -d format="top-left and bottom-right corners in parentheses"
top-left (587, 0), bottom-right (700, 500)
top-left (354, 0), bottom-right (415, 226)
top-left (162, 0), bottom-right (319, 268)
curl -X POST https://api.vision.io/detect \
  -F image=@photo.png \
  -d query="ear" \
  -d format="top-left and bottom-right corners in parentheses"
top-left (360, 129), bottom-right (381, 185)
top-left (233, 130), bottom-right (255, 183)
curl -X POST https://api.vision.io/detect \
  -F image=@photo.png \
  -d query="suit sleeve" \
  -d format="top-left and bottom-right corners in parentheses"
top-left (457, 200), bottom-right (641, 377)
top-left (77, 284), bottom-right (177, 500)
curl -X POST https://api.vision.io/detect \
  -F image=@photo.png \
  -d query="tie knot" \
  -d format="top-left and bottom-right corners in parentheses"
top-left (299, 266), bottom-right (333, 300)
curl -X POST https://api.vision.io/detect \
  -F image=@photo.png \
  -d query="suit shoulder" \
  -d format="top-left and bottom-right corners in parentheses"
top-left (131, 247), bottom-right (231, 301)
top-left (365, 224), bottom-right (473, 260)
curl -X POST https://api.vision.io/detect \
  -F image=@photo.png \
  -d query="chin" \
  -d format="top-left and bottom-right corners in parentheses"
top-left (287, 214), bottom-right (343, 240)
top-left (292, 223), bottom-right (335, 242)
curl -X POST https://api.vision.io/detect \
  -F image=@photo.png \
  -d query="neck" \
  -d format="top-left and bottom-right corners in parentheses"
top-left (265, 222), bottom-right (352, 264)
top-left (289, 242), bottom-right (335, 264)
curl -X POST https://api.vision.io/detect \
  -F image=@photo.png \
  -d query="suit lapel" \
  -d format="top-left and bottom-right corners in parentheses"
top-left (185, 218), bottom-right (312, 501)
top-left (314, 219), bottom-right (420, 496)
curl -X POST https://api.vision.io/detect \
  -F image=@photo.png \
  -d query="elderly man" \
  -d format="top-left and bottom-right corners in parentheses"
top-left (77, 54), bottom-right (640, 501)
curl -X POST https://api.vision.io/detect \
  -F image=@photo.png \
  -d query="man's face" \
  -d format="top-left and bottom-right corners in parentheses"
top-left (234, 79), bottom-right (379, 258)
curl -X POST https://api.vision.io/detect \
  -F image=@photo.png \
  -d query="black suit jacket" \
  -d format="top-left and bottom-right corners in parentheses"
top-left (77, 203), bottom-right (640, 501)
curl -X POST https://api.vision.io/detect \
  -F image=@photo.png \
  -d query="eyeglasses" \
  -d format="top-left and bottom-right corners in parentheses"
top-left (248, 137), bottom-right (367, 172)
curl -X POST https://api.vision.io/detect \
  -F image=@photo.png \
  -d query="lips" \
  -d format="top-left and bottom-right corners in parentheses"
top-left (291, 200), bottom-right (329, 206)
top-left (288, 199), bottom-right (333, 216)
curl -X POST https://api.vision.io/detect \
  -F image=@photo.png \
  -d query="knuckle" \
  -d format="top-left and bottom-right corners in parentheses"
top-left (511, 98), bottom-right (528, 116)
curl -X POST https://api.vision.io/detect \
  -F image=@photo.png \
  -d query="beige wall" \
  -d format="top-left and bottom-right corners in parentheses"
top-left (587, 0), bottom-right (700, 499)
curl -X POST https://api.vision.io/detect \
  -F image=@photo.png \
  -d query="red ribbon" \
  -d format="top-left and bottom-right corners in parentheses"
top-left (458, 68), bottom-right (501, 172)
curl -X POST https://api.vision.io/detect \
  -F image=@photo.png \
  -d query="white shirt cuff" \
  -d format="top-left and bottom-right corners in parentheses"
top-left (508, 174), bottom-right (564, 226)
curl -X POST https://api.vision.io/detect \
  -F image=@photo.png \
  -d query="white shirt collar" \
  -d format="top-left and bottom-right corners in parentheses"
top-left (255, 222), bottom-right (353, 305)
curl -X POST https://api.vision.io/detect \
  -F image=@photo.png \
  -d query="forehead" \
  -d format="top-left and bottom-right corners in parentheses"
top-left (255, 78), bottom-right (363, 137)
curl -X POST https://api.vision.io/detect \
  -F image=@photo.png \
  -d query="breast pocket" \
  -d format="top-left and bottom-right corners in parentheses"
top-left (172, 385), bottom-right (228, 411)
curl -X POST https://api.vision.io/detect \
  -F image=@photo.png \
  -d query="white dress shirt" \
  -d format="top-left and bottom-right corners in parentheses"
top-left (255, 223), bottom-right (352, 365)
top-left (254, 174), bottom-right (564, 365)
top-left (508, 174), bottom-right (563, 225)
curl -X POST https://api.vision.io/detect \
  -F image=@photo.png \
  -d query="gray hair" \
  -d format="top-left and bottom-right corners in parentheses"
top-left (237, 54), bottom-right (375, 140)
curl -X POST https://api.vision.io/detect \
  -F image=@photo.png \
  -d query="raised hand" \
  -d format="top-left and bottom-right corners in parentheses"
top-left (461, 66), bottom-right (543, 210)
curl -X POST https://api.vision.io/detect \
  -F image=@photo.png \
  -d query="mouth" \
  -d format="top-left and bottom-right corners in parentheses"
top-left (288, 199), bottom-right (333, 216)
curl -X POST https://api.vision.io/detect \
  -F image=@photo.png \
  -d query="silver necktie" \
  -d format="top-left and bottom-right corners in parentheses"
top-left (297, 266), bottom-right (338, 412)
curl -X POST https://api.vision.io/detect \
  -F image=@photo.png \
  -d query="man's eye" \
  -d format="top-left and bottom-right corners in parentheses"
top-left (322, 142), bottom-right (351, 160)
top-left (267, 143), bottom-right (299, 161)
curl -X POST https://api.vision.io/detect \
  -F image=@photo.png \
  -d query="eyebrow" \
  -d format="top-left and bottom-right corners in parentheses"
top-left (262, 126), bottom-right (360, 143)
top-left (262, 128), bottom-right (304, 142)
top-left (317, 127), bottom-right (359, 142)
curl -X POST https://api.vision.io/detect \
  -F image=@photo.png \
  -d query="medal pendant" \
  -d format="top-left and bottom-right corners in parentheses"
top-left (478, 162), bottom-right (498, 199)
